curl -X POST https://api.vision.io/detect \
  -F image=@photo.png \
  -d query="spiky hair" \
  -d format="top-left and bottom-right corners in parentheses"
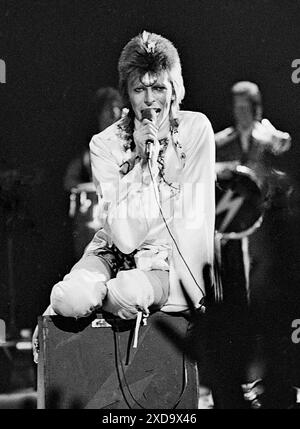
top-left (118, 31), bottom-right (185, 109)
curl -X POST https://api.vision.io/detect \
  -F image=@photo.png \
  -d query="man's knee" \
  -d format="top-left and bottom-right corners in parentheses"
top-left (103, 269), bottom-right (155, 319)
top-left (50, 269), bottom-right (107, 318)
top-left (113, 269), bottom-right (154, 303)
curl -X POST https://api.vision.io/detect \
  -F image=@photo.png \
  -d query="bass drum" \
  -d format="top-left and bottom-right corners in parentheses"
top-left (215, 163), bottom-right (264, 239)
top-left (69, 182), bottom-right (101, 258)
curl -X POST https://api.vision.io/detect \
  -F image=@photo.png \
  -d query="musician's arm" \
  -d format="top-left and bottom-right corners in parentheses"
top-left (214, 126), bottom-right (236, 148)
top-left (90, 135), bottom-right (161, 254)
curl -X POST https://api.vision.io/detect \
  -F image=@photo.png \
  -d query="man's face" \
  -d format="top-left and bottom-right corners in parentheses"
top-left (127, 70), bottom-right (173, 126)
top-left (233, 94), bottom-right (254, 129)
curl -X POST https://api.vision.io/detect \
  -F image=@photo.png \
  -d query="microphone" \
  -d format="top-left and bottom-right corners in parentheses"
top-left (141, 108), bottom-right (156, 160)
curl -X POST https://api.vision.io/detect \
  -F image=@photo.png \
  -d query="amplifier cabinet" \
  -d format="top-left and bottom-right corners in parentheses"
top-left (37, 311), bottom-right (198, 409)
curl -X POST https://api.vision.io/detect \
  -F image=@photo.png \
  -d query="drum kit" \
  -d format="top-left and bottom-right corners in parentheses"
top-left (214, 161), bottom-right (267, 302)
top-left (215, 161), bottom-right (265, 240)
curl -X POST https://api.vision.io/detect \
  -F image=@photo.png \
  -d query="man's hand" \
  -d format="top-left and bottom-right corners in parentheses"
top-left (253, 119), bottom-right (291, 154)
top-left (50, 269), bottom-right (108, 318)
top-left (133, 119), bottom-right (160, 166)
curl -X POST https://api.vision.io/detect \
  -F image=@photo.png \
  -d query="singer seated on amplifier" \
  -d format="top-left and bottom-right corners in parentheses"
top-left (32, 32), bottom-right (216, 409)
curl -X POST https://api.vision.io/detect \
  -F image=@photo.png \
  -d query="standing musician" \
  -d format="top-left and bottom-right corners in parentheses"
top-left (33, 31), bottom-right (216, 387)
top-left (215, 81), bottom-right (291, 305)
top-left (214, 81), bottom-right (292, 407)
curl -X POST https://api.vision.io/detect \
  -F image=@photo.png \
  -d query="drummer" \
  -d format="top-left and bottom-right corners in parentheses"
top-left (63, 87), bottom-right (124, 192)
top-left (214, 81), bottom-right (292, 408)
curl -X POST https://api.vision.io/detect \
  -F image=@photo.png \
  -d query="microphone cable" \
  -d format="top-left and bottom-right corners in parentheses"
top-left (113, 320), bottom-right (189, 409)
top-left (147, 159), bottom-right (206, 309)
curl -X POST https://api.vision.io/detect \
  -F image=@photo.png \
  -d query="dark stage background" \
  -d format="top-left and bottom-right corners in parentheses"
top-left (0, 0), bottom-right (299, 341)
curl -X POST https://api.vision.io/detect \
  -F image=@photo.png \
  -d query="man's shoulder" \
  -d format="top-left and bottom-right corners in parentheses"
top-left (90, 119), bottom-right (124, 150)
top-left (177, 111), bottom-right (213, 142)
top-left (178, 110), bottom-right (211, 126)
top-left (94, 120), bottom-right (123, 141)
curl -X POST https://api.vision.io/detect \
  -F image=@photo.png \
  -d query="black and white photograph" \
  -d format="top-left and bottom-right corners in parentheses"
top-left (0, 0), bottom-right (300, 416)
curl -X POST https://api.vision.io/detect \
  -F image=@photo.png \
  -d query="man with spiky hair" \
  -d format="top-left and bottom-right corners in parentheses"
top-left (34, 32), bottom-right (215, 358)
